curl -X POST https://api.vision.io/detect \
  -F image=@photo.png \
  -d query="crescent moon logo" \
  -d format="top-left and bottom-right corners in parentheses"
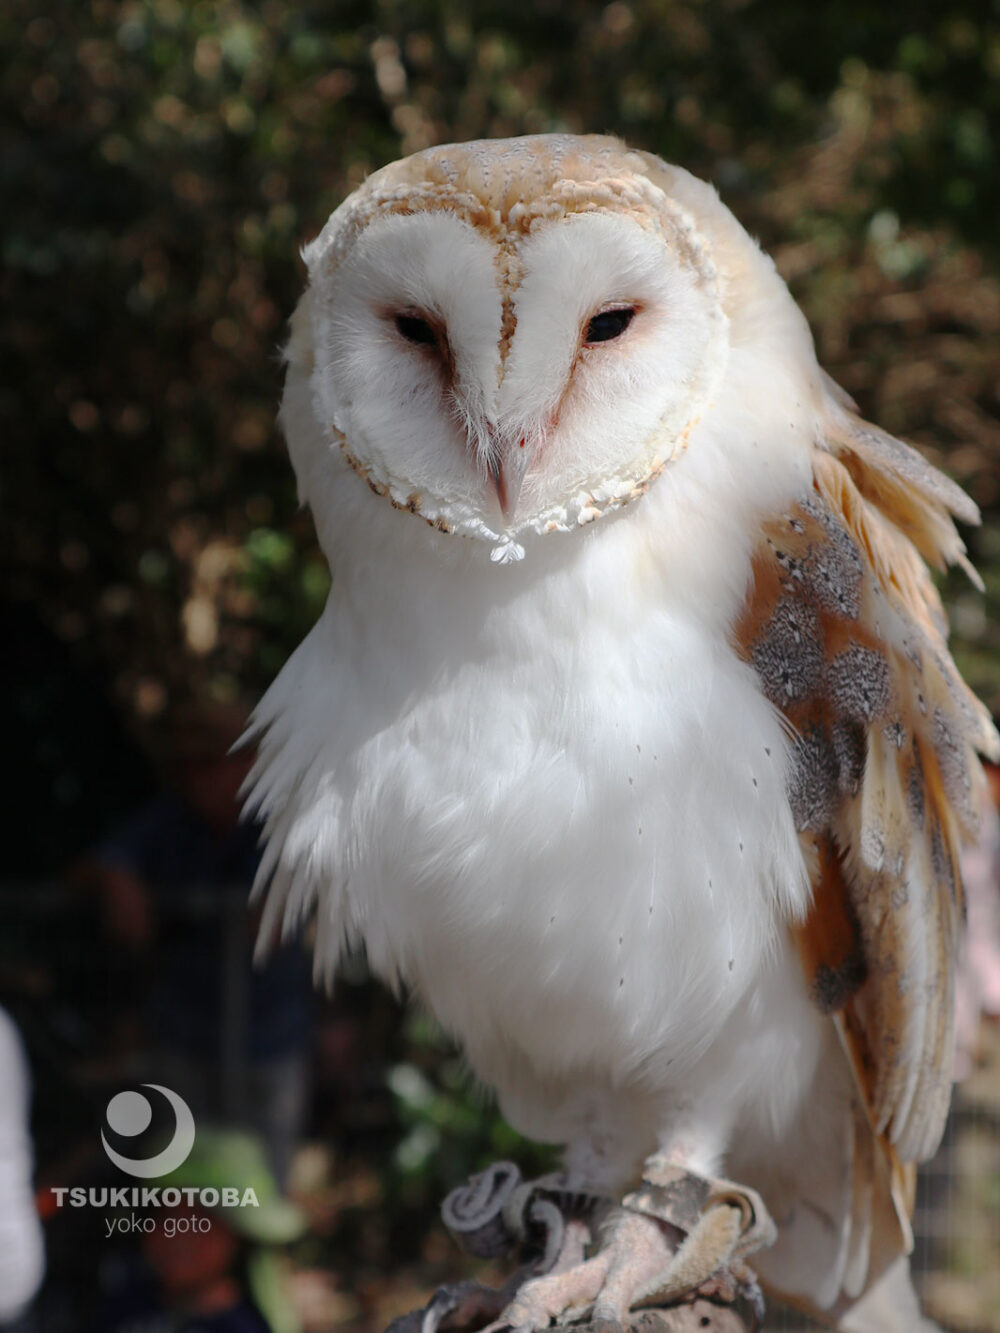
top-left (101, 1084), bottom-right (196, 1178)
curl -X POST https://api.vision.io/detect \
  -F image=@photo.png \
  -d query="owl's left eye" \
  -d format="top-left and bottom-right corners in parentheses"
top-left (584, 307), bottom-right (636, 345)
top-left (395, 313), bottom-right (439, 347)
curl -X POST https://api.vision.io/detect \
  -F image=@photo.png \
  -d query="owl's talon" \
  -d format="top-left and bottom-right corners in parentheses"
top-left (399, 1164), bottom-right (772, 1333)
top-left (693, 1262), bottom-right (765, 1333)
top-left (403, 1277), bottom-right (524, 1333)
top-left (475, 1163), bottom-right (775, 1331)
top-left (624, 1163), bottom-right (775, 1312)
top-left (739, 1272), bottom-right (765, 1333)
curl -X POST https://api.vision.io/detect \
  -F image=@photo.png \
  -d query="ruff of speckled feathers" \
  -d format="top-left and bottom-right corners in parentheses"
top-left (301, 136), bottom-right (747, 552)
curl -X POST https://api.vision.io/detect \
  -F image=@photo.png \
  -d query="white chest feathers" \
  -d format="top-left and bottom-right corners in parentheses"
top-left (250, 498), bottom-right (810, 1113)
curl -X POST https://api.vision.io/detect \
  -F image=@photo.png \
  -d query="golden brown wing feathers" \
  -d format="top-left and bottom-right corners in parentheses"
top-left (737, 408), bottom-right (997, 1172)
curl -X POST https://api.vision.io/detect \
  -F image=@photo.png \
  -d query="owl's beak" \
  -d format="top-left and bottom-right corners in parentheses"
top-left (488, 436), bottom-right (534, 524)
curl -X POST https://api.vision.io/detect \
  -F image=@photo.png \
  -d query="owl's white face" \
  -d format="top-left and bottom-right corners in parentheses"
top-left (289, 137), bottom-right (751, 562)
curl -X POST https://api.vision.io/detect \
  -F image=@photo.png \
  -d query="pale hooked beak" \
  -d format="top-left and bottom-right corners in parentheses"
top-left (487, 434), bottom-right (535, 524)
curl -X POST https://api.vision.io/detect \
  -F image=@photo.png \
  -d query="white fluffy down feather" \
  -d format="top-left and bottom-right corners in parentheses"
top-left (245, 135), bottom-right (993, 1330)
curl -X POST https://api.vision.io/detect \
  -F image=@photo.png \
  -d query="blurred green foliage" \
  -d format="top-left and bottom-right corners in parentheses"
top-left (387, 1011), bottom-right (555, 1206)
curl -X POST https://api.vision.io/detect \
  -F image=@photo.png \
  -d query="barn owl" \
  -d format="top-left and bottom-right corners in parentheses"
top-left (245, 135), bottom-right (998, 1330)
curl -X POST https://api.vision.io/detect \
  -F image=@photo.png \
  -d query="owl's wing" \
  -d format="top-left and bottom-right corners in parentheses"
top-left (736, 401), bottom-right (998, 1185)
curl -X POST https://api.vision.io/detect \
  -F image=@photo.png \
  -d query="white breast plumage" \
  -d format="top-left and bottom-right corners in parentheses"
top-left (249, 378), bottom-right (812, 1141)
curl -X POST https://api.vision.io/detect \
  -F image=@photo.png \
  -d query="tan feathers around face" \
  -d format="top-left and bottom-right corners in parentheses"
top-left (737, 404), bottom-right (998, 1170)
top-left (294, 134), bottom-right (819, 559)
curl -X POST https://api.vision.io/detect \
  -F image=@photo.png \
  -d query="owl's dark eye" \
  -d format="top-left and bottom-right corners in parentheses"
top-left (584, 307), bottom-right (636, 344)
top-left (395, 313), bottom-right (438, 347)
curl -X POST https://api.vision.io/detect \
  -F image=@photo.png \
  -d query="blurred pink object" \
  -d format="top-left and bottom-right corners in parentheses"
top-left (955, 765), bottom-right (1000, 1079)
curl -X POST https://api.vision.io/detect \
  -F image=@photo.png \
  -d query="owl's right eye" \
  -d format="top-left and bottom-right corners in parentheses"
top-left (584, 307), bottom-right (636, 344)
top-left (395, 313), bottom-right (439, 347)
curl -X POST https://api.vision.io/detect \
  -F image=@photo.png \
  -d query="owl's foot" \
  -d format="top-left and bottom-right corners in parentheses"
top-left (483, 1163), bottom-right (775, 1333)
top-left (386, 1163), bottom-right (609, 1333)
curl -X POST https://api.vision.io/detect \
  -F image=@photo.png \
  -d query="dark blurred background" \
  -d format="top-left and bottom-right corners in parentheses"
top-left (3, 2), bottom-right (1000, 1330)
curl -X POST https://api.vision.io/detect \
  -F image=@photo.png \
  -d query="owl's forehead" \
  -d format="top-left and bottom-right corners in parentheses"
top-left (373, 134), bottom-right (651, 214)
top-left (309, 135), bottom-right (708, 280)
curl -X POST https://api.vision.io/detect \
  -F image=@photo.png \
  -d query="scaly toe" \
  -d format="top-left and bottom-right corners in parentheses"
top-left (484, 1255), bottom-right (610, 1333)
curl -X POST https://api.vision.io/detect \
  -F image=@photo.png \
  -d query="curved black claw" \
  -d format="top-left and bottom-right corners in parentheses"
top-left (384, 1270), bottom-right (530, 1333)
top-left (696, 1264), bottom-right (766, 1333)
top-left (419, 1277), bottom-right (524, 1333)
top-left (736, 1269), bottom-right (765, 1333)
